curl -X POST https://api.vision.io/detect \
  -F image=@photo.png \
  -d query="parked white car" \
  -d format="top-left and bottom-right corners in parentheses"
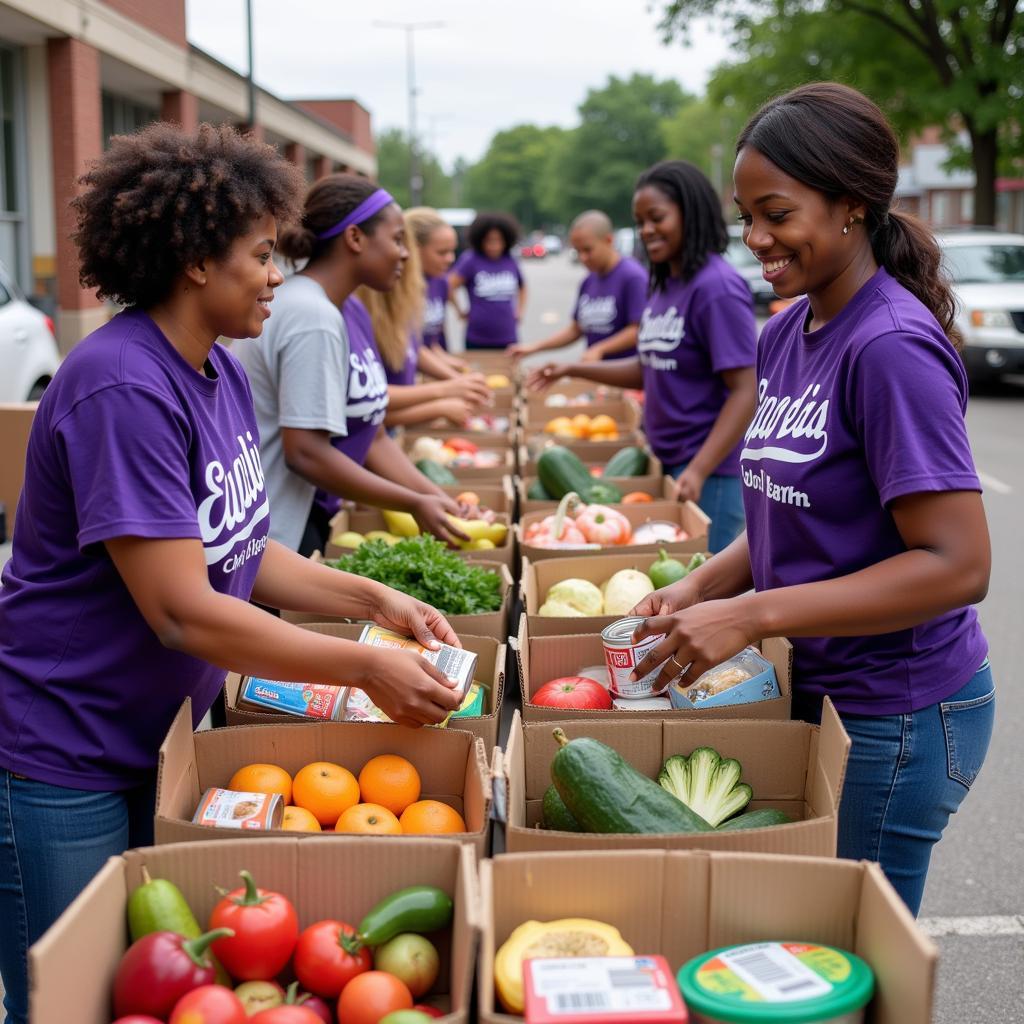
top-left (0, 261), bottom-right (60, 402)
top-left (939, 231), bottom-right (1024, 385)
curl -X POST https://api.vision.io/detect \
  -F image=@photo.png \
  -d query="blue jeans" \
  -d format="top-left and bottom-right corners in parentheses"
top-left (665, 462), bottom-right (745, 554)
top-left (793, 662), bottom-right (994, 915)
top-left (0, 771), bottom-right (156, 1024)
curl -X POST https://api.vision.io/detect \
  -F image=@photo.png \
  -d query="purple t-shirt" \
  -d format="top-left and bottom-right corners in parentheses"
top-left (385, 332), bottom-right (421, 388)
top-left (639, 254), bottom-right (756, 475)
top-left (742, 268), bottom-right (987, 715)
top-left (315, 296), bottom-right (389, 517)
top-left (573, 256), bottom-right (648, 356)
top-left (451, 250), bottom-right (522, 347)
top-left (0, 310), bottom-right (269, 789)
top-left (423, 274), bottom-right (449, 349)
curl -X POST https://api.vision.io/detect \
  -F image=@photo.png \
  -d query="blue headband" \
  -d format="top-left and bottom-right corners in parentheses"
top-left (315, 189), bottom-right (395, 241)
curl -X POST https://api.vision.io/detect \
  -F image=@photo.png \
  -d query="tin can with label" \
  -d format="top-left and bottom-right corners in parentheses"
top-left (192, 788), bottom-right (284, 830)
top-left (358, 624), bottom-right (476, 700)
top-left (601, 616), bottom-right (670, 698)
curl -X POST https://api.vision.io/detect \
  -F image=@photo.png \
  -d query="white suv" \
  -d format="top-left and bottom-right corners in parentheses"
top-left (939, 231), bottom-right (1024, 385)
top-left (0, 260), bottom-right (61, 402)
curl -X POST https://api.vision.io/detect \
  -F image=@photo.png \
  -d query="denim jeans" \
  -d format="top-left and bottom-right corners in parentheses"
top-left (665, 461), bottom-right (746, 553)
top-left (793, 662), bottom-right (994, 915)
top-left (0, 771), bottom-right (156, 1024)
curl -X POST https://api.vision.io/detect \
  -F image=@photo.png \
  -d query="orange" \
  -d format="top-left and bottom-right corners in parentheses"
top-left (544, 416), bottom-right (574, 436)
top-left (335, 803), bottom-right (403, 834)
top-left (358, 754), bottom-right (422, 815)
top-left (622, 491), bottom-right (654, 504)
top-left (570, 413), bottom-right (592, 438)
top-left (292, 761), bottom-right (360, 826)
top-left (399, 799), bottom-right (467, 834)
top-left (281, 806), bottom-right (322, 832)
top-left (228, 763), bottom-right (292, 805)
top-left (588, 414), bottom-right (618, 436)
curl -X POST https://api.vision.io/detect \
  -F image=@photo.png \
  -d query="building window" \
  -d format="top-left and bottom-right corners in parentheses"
top-left (305, 154), bottom-right (318, 182)
top-left (931, 191), bottom-right (950, 226)
top-left (0, 45), bottom-right (26, 287)
top-left (961, 190), bottom-right (974, 223)
top-left (102, 91), bottom-right (159, 146)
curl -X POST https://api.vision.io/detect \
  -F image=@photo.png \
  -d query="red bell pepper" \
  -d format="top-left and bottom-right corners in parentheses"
top-left (113, 927), bottom-right (233, 1020)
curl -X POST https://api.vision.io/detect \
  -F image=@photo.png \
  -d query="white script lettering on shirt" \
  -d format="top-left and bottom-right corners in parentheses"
top-left (637, 306), bottom-right (685, 353)
top-left (346, 347), bottom-right (390, 421)
top-left (577, 294), bottom-right (617, 332)
top-left (474, 271), bottom-right (518, 302)
top-left (740, 378), bottom-right (829, 464)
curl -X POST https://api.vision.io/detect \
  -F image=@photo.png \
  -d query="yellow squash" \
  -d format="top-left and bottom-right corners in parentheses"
top-left (382, 510), bottom-right (420, 538)
top-left (494, 918), bottom-right (634, 1013)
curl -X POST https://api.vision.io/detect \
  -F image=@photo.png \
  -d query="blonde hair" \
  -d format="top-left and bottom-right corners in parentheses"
top-left (405, 206), bottom-right (451, 249)
top-left (356, 210), bottom-right (426, 373)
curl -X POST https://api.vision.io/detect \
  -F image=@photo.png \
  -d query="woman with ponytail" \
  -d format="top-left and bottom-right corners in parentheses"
top-left (628, 83), bottom-right (993, 915)
top-left (235, 175), bottom-right (467, 554)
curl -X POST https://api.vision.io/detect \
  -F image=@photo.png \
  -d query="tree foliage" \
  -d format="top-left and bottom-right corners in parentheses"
top-left (375, 128), bottom-right (453, 209)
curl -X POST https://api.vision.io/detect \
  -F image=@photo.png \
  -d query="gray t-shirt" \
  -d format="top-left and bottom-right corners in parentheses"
top-left (234, 274), bottom-right (349, 551)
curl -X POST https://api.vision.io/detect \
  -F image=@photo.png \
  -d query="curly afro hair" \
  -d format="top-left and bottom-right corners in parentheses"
top-left (467, 211), bottom-right (520, 256)
top-left (72, 122), bottom-right (303, 308)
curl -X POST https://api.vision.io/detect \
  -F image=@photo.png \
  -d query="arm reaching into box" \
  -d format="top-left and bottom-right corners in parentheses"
top-left (526, 356), bottom-right (643, 393)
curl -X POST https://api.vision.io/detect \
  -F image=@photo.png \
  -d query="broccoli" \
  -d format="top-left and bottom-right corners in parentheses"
top-left (657, 747), bottom-right (752, 827)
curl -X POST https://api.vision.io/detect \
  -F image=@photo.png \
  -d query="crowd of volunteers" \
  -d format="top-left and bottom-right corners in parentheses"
top-left (0, 81), bottom-right (994, 1023)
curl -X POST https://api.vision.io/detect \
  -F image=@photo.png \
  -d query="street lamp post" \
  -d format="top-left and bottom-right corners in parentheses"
top-left (373, 20), bottom-right (444, 205)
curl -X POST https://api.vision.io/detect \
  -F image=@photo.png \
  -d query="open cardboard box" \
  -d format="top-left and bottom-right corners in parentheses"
top-left (405, 425), bottom-right (519, 451)
top-left (224, 623), bottom-right (507, 754)
top-left (350, 477), bottom-right (515, 516)
top-left (478, 849), bottom-right (937, 1024)
top-left (519, 398), bottom-right (641, 433)
top-left (409, 448), bottom-right (517, 482)
top-left (521, 443), bottom-right (660, 480)
top-left (155, 700), bottom-right (492, 856)
top-left (524, 380), bottom-right (624, 404)
top-left (326, 507), bottom-right (515, 569)
top-left (519, 471), bottom-right (673, 513)
top-left (30, 839), bottom-right (478, 1024)
top-left (520, 431), bottom-right (646, 463)
top-left (513, 614), bottom-right (793, 722)
top-left (498, 705), bottom-right (848, 855)
top-left (521, 551), bottom-right (713, 636)
top-left (281, 552), bottom-right (513, 642)
top-left (0, 402), bottom-right (37, 534)
top-left (517, 500), bottom-right (709, 563)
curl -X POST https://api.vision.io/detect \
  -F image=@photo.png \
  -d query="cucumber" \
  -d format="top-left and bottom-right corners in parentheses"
top-left (416, 459), bottom-right (458, 485)
top-left (603, 447), bottom-right (648, 478)
top-left (537, 446), bottom-right (594, 500)
top-left (542, 785), bottom-right (583, 832)
top-left (717, 808), bottom-right (791, 831)
top-left (551, 729), bottom-right (713, 834)
top-left (527, 479), bottom-right (553, 501)
top-left (357, 885), bottom-right (453, 946)
top-left (585, 481), bottom-right (622, 504)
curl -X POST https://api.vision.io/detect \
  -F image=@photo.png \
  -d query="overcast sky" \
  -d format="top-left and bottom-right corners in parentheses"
top-left (185, 0), bottom-right (730, 168)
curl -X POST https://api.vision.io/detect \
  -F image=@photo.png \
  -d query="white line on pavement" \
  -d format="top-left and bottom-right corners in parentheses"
top-left (918, 915), bottom-right (1024, 937)
top-left (978, 470), bottom-right (1014, 495)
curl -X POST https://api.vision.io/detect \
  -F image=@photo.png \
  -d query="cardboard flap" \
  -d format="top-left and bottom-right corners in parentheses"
top-left (490, 742), bottom-right (509, 824)
top-left (500, 710), bottom-right (524, 827)
top-left (855, 862), bottom-right (937, 1024)
top-left (810, 697), bottom-right (851, 815)
top-left (155, 699), bottom-right (199, 819)
top-left (463, 736), bottom-right (492, 831)
top-left (452, 843), bottom-right (482, 1013)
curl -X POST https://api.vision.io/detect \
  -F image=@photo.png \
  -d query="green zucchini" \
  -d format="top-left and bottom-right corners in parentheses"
top-left (603, 447), bottom-right (648, 478)
top-left (542, 785), bottom-right (583, 832)
top-left (585, 481), bottom-right (623, 504)
top-left (537, 446), bottom-right (594, 500)
top-left (527, 478), bottom-right (553, 501)
top-left (717, 808), bottom-right (791, 831)
top-left (551, 729), bottom-right (714, 835)
top-left (416, 459), bottom-right (458, 486)
top-left (356, 885), bottom-right (453, 946)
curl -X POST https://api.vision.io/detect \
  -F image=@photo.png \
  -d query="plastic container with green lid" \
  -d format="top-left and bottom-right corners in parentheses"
top-left (677, 941), bottom-right (875, 1024)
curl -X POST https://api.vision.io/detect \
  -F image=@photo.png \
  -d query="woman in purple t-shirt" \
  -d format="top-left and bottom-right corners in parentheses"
top-left (449, 212), bottom-right (526, 349)
top-left (0, 127), bottom-right (463, 1024)
top-left (629, 84), bottom-right (994, 915)
top-left (529, 162), bottom-right (758, 553)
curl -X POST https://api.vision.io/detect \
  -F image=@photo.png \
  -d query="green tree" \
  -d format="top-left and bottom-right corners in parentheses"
top-left (656, 0), bottom-right (1024, 225)
top-left (375, 128), bottom-right (453, 209)
top-left (553, 73), bottom-right (694, 224)
top-left (660, 97), bottom-right (747, 195)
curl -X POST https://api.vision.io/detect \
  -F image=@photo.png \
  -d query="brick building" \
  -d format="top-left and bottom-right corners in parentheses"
top-left (0, 0), bottom-right (376, 351)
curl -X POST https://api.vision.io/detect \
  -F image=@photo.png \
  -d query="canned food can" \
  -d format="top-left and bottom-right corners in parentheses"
top-left (192, 788), bottom-right (284, 830)
top-left (601, 616), bottom-right (669, 698)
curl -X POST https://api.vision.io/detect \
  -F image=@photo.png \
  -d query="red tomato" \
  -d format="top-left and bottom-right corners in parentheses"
top-left (169, 985), bottom-right (248, 1024)
top-left (208, 871), bottom-right (300, 982)
top-left (251, 1008), bottom-right (322, 1023)
top-left (531, 676), bottom-right (612, 710)
top-left (445, 437), bottom-right (478, 454)
top-left (294, 920), bottom-right (372, 998)
top-left (112, 1018), bottom-right (164, 1023)
top-left (336, 971), bottom-right (412, 1024)
top-left (296, 994), bottom-right (334, 1024)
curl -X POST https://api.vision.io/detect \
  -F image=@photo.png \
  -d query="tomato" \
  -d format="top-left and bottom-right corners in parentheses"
top-left (169, 985), bottom-right (248, 1024)
top-left (444, 437), bottom-right (478, 454)
top-left (296, 994), bottom-right (334, 1024)
top-left (336, 971), bottom-right (412, 1024)
top-left (112, 1018), bottom-right (164, 1024)
top-left (294, 920), bottom-right (372, 998)
top-left (531, 676), bottom-right (612, 710)
top-left (208, 871), bottom-right (300, 982)
top-left (250, 1008), bottom-right (322, 1023)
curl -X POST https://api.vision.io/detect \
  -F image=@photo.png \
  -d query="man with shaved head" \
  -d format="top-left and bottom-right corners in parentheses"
top-left (510, 209), bottom-right (648, 362)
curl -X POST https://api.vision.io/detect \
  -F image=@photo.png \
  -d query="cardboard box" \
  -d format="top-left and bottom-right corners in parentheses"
top-left (30, 838), bottom-right (478, 1024)
top-left (155, 700), bottom-right (492, 855)
top-left (350, 478), bottom-right (515, 516)
top-left (520, 432), bottom-right (646, 464)
top-left (519, 472), bottom-right (673, 514)
top-left (326, 507), bottom-right (515, 569)
top-left (524, 380), bottom-right (624, 403)
top-left (521, 445), bottom-right (661, 481)
top-left (512, 615), bottom-right (793, 722)
top-left (281, 552), bottom-right (513, 642)
top-left (519, 399), bottom-right (642, 433)
top-left (411, 448), bottom-right (517, 482)
top-left (477, 850), bottom-right (937, 1024)
top-left (517, 501), bottom-right (709, 564)
top-left (405, 425), bottom-right (519, 451)
top-left (225, 623), bottom-right (508, 754)
top-left (499, 704), bottom-right (848, 855)
top-left (0, 402), bottom-right (37, 533)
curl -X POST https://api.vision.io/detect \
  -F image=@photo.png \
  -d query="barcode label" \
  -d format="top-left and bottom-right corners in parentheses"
top-left (434, 645), bottom-right (461, 678)
top-left (553, 992), bottom-right (612, 1010)
top-left (718, 943), bottom-right (832, 1002)
top-left (529, 957), bottom-right (676, 1016)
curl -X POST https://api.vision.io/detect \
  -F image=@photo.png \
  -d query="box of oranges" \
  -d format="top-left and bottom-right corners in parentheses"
top-left (155, 699), bottom-right (493, 856)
